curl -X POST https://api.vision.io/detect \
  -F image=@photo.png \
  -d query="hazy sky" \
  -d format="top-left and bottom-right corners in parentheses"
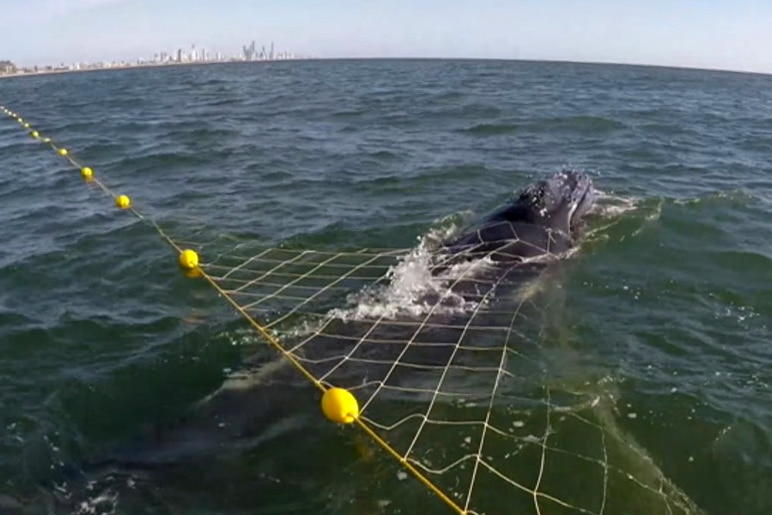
top-left (2, 0), bottom-right (771, 73)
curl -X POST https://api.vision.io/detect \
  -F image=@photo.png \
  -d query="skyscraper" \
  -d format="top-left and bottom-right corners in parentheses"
top-left (242, 41), bottom-right (256, 61)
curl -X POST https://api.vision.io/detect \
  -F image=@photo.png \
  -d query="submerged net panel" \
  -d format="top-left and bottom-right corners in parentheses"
top-left (191, 237), bottom-right (701, 515)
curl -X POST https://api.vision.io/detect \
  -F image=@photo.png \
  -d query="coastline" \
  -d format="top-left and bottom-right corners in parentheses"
top-left (0, 58), bottom-right (312, 81)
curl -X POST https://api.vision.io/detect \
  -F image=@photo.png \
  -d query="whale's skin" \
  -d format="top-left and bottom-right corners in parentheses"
top-left (441, 170), bottom-right (595, 263)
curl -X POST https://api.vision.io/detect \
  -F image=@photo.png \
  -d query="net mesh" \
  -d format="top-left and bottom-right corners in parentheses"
top-left (184, 233), bottom-right (701, 515)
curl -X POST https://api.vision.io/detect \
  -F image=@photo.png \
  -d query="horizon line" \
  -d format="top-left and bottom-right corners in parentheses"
top-left (2, 56), bottom-right (770, 81)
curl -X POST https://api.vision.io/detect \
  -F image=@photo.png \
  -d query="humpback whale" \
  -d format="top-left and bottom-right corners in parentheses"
top-left (441, 169), bottom-right (595, 264)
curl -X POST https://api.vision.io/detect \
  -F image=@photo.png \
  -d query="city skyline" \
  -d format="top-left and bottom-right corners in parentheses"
top-left (2, 0), bottom-right (772, 75)
top-left (0, 39), bottom-right (304, 77)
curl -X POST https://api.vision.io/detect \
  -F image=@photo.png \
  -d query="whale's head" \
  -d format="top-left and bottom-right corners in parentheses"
top-left (442, 171), bottom-right (596, 261)
top-left (519, 170), bottom-right (595, 237)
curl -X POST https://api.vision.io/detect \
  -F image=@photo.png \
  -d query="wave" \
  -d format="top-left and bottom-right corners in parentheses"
top-left (458, 123), bottom-right (520, 136)
top-left (538, 115), bottom-right (626, 132)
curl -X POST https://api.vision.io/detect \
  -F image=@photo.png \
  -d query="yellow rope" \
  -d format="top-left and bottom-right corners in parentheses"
top-left (0, 104), bottom-right (467, 515)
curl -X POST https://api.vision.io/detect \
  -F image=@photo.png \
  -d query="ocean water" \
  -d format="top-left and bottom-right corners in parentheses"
top-left (0, 59), bottom-right (770, 515)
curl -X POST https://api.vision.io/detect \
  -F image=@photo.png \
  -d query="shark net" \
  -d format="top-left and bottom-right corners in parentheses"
top-left (0, 105), bottom-right (703, 515)
top-left (180, 229), bottom-right (701, 515)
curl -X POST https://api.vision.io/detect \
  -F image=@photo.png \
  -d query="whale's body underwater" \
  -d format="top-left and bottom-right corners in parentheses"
top-left (43, 171), bottom-right (617, 514)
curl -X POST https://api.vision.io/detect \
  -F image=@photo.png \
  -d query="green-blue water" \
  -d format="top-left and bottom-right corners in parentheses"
top-left (0, 59), bottom-right (770, 515)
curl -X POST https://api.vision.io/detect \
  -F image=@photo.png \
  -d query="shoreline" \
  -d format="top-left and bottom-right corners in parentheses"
top-left (0, 58), bottom-right (312, 80)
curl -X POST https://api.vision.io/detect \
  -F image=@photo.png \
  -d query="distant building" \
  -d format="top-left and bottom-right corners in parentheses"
top-left (242, 41), bottom-right (256, 61)
top-left (0, 60), bottom-right (17, 74)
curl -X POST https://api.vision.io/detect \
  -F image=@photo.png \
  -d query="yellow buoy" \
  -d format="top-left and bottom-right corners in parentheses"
top-left (80, 167), bottom-right (93, 181)
top-left (43, 137), bottom-right (51, 143)
top-left (30, 131), bottom-right (39, 139)
top-left (115, 195), bottom-right (131, 209)
top-left (23, 122), bottom-right (30, 129)
top-left (321, 387), bottom-right (359, 424)
top-left (58, 148), bottom-right (68, 156)
top-left (178, 249), bottom-right (199, 271)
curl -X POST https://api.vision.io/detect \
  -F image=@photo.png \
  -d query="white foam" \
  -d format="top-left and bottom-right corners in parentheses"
top-left (590, 189), bottom-right (642, 217)
top-left (328, 221), bottom-right (493, 322)
top-left (76, 488), bottom-right (119, 515)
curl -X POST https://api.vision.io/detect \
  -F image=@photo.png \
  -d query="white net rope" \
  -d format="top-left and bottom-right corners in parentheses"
top-left (181, 226), bottom-right (702, 515)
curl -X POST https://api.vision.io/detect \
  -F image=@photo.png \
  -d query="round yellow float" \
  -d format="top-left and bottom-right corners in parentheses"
top-left (115, 195), bottom-right (131, 209)
top-left (321, 387), bottom-right (359, 424)
top-left (178, 249), bottom-right (199, 270)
